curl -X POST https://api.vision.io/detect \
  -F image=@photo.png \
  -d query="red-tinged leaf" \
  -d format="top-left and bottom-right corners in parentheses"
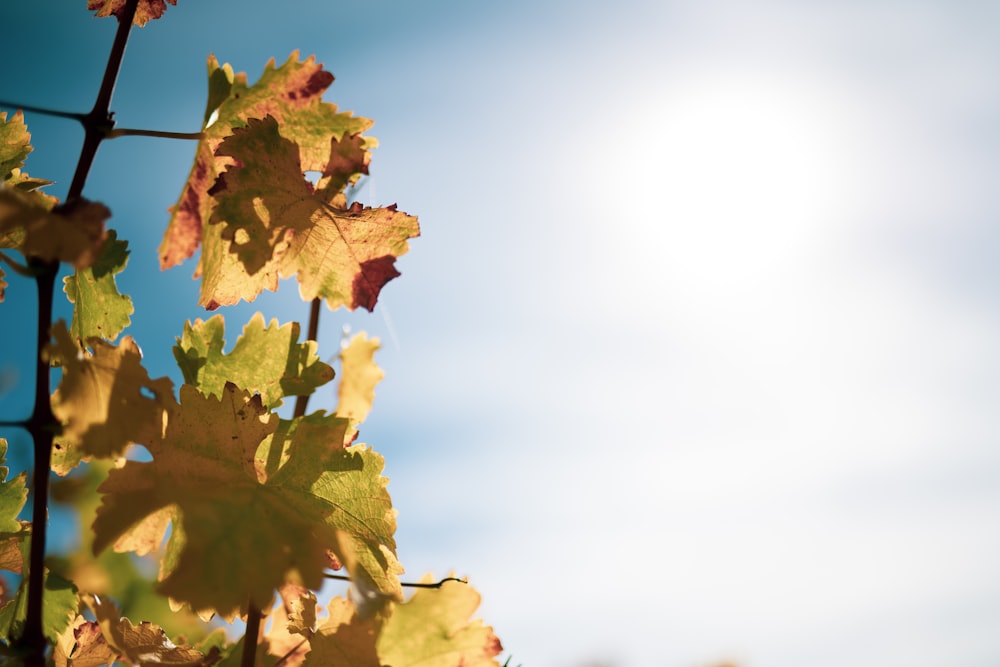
top-left (201, 116), bottom-right (418, 310)
top-left (87, 0), bottom-right (177, 26)
top-left (161, 52), bottom-right (372, 272)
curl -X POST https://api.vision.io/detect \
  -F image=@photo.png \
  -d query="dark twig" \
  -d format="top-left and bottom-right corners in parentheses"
top-left (272, 638), bottom-right (309, 667)
top-left (17, 0), bottom-right (140, 663)
top-left (0, 100), bottom-right (86, 122)
top-left (241, 599), bottom-right (264, 667)
top-left (324, 573), bottom-right (469, 589)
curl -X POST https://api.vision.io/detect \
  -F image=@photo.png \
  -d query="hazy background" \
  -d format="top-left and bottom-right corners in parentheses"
top-left (2, 1), bottom-right (1000, 665)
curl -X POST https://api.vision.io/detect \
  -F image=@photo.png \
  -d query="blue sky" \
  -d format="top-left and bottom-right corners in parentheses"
top-left (3, 1), bottom-right (1000, 666)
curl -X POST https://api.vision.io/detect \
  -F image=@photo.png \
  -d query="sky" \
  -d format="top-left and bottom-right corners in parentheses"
top-left (2, 1), bottom-right (1000, 666)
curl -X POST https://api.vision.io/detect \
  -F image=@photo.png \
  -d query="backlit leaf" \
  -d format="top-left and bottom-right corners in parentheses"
top-left (376, 577), bottom-right (504, 667)
top-left (0, 189), bottom-right (108, 269)
top-left (81, 594), bottom-right (221, 666)
top-left (93, 383), bottom-right (400, 620)
top-left (161, 52), bottom-right (372, 273)
top-left (0, 111), bottom-right (32, 179)
top-left (202, 116), bottom-right (418, 310)
top-left (173, 312), bottom-right (334, 409)
top-left (63, 229), bottom-right (134, 342)
top-left (336, 333), bottom-right (382, 445)
top-left (0, 569), bottom-right (78, 644)
top-left (0, 439), bottom-right (29, 574)
top-left (301, 597), bottom-right (379, 667)
top-left (45, 321), bottom-right (176, 474)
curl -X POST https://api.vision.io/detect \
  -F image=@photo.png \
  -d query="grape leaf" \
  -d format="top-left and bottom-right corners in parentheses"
top-left (75, 594), bottom-right (221, 666)
top-left (0, 440), bottom-right (26, 535)
top-left (302, 597), bottom-right (380, 667)
top-left (0, 568), bottom-right (78, 644)
top-left (262, 584), bottom-right (316, 664)
top-left (63, 229), bottom-right (134, 342)
top-left (173, 312), bottom-right (334, 409)
top-left (45, 321), bottom-right (176, 474)
top-left (303, 580), bottom-right (503, 667)
top-left (0, 111), bottom-right (32, 179)
top-left (0, 188), bottom-right (108, 269)
top-left (203, 116), bottom-right (418, 310)
top-left (53, 615), bottom-right (119, 667)
top-left (336, 333), bottom-right (383, 445)
top-left (93, 383), bottom-right (400, 620)
top-left (160, 52), bottom-right (372, 273)
top-left (376, 577), bottom-right (504, 667)
top-left (87, 0), bottom-right (177, 26)
top-left (1, 113), bottom-right (55, 300)
top-left (0, 439), bottom-right (29, 574)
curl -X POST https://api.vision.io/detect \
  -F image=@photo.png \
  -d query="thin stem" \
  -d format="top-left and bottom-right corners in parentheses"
top-left (293, 299), bottom-right (322, 419)
top-left (272, 639), bottom-right (309, 667)
top-left (0, 251), bottom-right (34, 278)
top-left (0, 100), bottom-right (86, 122)
top-left (241, 600), bottom-right (264, 667)
top-left (106, 127), bottom-right (204, 140)
top-left (323, 573), bottom-right (468, 589)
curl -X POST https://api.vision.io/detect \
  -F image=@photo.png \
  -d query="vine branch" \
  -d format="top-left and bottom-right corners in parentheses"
top-left (106, 127), bottom-right (204, 140)
top-left (17, 0), bottom-right (140, 663)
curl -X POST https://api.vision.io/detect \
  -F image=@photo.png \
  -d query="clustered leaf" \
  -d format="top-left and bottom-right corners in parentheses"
top-left (3, 9), bottom-right (503, 660)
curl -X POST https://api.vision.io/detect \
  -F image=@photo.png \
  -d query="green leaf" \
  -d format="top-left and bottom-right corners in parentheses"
top-left (202, 116), bottom-right (418, 310)
top-left (376, 578), bottom-right (504, 667)
top-left (0, 111), bottom-right (32, 180)
top-left (63, 229), bottom-right (134, 342)
top-left (93, 383), bottom-right (400, 621)
top-left (0, 568), bottom-right (78, 644)
top-left (173, 312), bottom-right (334, 409)
top-left (0, 439), bottom-right (29, 573)
top-left (0, 439), bottom-right (27, 534)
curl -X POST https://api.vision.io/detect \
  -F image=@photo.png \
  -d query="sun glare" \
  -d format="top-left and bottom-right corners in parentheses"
top-left (631, 69), bottom-right (853, 298)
